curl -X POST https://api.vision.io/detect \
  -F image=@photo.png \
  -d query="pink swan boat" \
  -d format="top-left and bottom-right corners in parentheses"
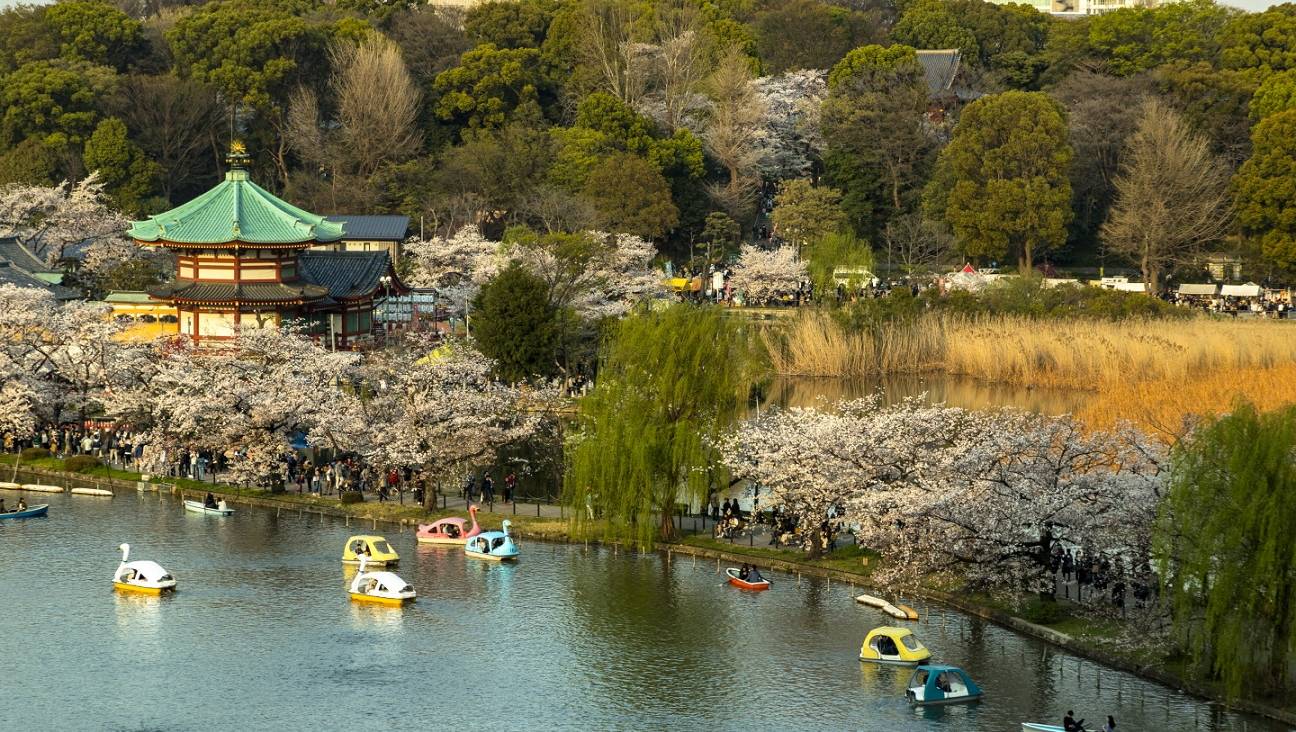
top-left (416, 505), bottom-right (482, 545)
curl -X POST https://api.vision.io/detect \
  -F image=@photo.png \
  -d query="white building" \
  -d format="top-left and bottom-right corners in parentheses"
top-left (993, 0), bottom-right (1168, 16)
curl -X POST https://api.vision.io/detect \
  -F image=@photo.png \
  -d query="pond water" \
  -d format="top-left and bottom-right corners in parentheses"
top-left (0, 481), bottom-right (1283, 731)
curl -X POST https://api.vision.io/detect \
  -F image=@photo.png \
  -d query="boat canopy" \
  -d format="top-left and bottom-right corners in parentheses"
top-left (125, 560), bottom-right (171, 582)
top-left (364, 571), bottom-right (409, 591)
top-left (1177, 283), bottom-right (1218, 296)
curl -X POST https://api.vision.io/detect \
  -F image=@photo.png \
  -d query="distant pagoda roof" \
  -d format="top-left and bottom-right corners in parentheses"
top-left (128, 142), bottom-right (344, 248)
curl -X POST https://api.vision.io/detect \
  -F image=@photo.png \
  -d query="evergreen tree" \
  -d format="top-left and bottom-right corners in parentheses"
top-left (82, 117), bottom-right (159, 214)
top-left (471, 261), bottom-right (559, 382)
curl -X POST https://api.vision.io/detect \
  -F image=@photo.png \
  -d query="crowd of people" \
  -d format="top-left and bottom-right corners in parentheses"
top-left (1050, 544), bottom-right (1158, 611)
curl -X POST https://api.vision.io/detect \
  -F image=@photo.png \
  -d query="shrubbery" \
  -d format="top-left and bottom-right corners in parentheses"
top-left (19, 447), bottom-right (50, 461)
top-left (64, 455), bottom-right (102, 473)
top-left (340, 491), bottom-right (364, 504)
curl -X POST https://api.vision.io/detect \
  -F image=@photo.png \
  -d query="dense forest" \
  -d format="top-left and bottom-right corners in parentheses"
top-left (4, 0), bottom-right (1296, 279)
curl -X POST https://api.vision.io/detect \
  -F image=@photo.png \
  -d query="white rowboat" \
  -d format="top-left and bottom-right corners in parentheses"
top-left (70, 487), bottom-right (113, 497)
top-left (855, 594), bottom-right (918, 620)
top-left (183, 500), bottom-right (234, 516)
top-left (20, 484), bottom-right (65, 493)
top-left (1022, 724), bottom-right (1065, 732)
top-left (0, 482), bottom-right (21, 490)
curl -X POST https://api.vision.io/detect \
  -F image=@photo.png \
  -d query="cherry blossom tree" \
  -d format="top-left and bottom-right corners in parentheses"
top-left (403, 224), bottom-right (500, 305)
top-left (728, 244), bottom-right (806, 303)
top-left (0, 284), bottom-right (129, 426)
top-left (352, 337), bottom-right (557, 507)
top-left (754, 69), bottom-right (827, 180)
top-left (106, 326), bottom-right (360, 486)
top-left (0, 175), bottom-right (129, 265)
top-left (720, 397), bottom-right (1167, 596)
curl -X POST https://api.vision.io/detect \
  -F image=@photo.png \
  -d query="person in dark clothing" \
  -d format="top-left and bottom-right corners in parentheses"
top-left (1063, 710), bottom-right (1085, 731)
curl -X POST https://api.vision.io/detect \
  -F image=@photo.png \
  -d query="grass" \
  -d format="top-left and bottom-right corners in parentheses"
top-left (770, 311), bottom-right (1296, 391)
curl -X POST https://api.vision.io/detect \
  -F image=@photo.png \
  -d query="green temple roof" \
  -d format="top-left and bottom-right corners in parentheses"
top-left (129, 148), bottom-right (344, 247)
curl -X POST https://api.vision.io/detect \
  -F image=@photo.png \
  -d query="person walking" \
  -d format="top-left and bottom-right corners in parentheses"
top-left (504, 472), bottom-right (516, 503)
top-left (482, 474), bottom-right (494, 504)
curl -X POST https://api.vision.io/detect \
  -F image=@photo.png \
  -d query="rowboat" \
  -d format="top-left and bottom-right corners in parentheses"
top-left (0, 481), bottom-right (20, 490)
top-left (19, 484), bottom-right (64, 493)
top-left (855, 593), bottom-right (918, 620)
top-left (70, 487), bottom-right (112, 497)
top-left (0, 504), bottom-right (48, 519)
top-left (183, 499), bottom-right (234, 516)
top-left (725, 567), bottom-right (771, 591)
top-left (1022, 724), bottom-right (1065, 732)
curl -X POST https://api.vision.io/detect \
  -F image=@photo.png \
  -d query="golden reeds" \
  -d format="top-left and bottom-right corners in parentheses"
top-left (769, 312), bottom-right (1296, 392)
top-left (1077, 363), bottom-right (1296, 440)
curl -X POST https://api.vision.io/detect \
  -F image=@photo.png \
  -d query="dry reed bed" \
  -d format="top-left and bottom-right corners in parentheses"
top-left (770, 313), bottom-right (1296, 391)
top-left (1078, 362), bottom-right (1296, 439)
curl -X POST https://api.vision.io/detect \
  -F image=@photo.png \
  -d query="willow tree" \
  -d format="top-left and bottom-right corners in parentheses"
top-left (564, 305), bottom-right (755, 547)
top-left (1158, 403), bottom-right (1296, 700)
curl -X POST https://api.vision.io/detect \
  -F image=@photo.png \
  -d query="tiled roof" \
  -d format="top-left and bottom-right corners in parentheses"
top-left (148, 280), bottom-right (331, 304)
top-left (325, 215), bottom-right (410, 241)
top-left (129, 168), bottom-right (344, 246)
top-left (0, 237), bottom-right (50, 272)
top-left (298, 250), bottom-right (400, 300)
top-left (0, 261), bottom-right (79, 299)
top-left (916, 49), bottom-right (961, 94)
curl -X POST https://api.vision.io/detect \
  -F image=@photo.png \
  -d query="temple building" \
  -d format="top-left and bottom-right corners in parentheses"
top-left (128, 144), bottom-right (405, 349)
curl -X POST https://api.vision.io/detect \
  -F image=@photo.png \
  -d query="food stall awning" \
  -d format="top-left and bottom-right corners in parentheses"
top-left (1220, 283), bottom-right (1262, 297)
top-left (1177, 283), bottom-right (1218, 296)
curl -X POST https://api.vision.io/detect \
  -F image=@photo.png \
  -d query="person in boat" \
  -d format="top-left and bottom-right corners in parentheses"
top-left (738, 563), bottom-right (750, 580)
top-left (876, 634), bottom-right (898, 656)
top-left (1102, 716), bottom-right (1115, 732)
top-left (445, 523), bottom-right (460, 538)
top-left (204, 492), bottom-right (217, 509)
top-left (1063, 710), bottom-right (1085, 731)
top-left (15, 498), bottom-right (26, 512)
top-left (0, 497), bottom-right (6, 512)
top-left (746, 566), bottom-right (765, 583)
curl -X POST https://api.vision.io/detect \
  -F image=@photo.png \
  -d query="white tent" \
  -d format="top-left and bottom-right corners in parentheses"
top-left (1220, 282), bottom-right (1263, 297)
top-left (1113, 282), bottom-right (1146, 293)
top-left (1177, 283), bottom-right (1218, 296)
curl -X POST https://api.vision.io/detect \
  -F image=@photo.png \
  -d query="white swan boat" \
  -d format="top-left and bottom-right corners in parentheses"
top-left (113, 543), bottom-right (177, 595)
top-left (184, 499), bottom-right (233, 516)
top-left (348, 555), bottom-right (415, 606)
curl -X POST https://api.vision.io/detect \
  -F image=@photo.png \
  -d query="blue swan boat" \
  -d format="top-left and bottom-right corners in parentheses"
top-left (464, 519), bottom-right (520, 561)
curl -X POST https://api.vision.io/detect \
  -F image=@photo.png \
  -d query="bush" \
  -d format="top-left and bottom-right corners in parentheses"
top-left (64, 455), bottom-right (102, 473)
top-left (19, 447), bottom-right (50, 461)
top-left (340, 491), bottom-right (364, 504)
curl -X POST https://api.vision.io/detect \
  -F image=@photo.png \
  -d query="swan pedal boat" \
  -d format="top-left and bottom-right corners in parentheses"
top-left (0, 503), bottom-right (48, 519)
top-left (348, 556), bottom-right (415, 606)
top-left (1021, 724), bottom-right (1066, 732)
top-left (725, 567), bottom-right (771, 591)
top-left (906, 665), bottom-right (983, 706)
top-left (184, 499), bottom-right (234, 516)
top-left (342, 535), bottom-right (399, 565)
top-left (416, 505), bottom-right (481, 545)
top-left (859, 626), bottom-right (930, 665)
top-left (19, 484), bottom-right (63, 493)
top-left (113, 543), bottom-right (177, 595)
top-left (464, 520), bottom-right (519, 561)
top-left (70, 487), bottom-right (113, 497)
top-left (855, 593), bottom-right (918, 620)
